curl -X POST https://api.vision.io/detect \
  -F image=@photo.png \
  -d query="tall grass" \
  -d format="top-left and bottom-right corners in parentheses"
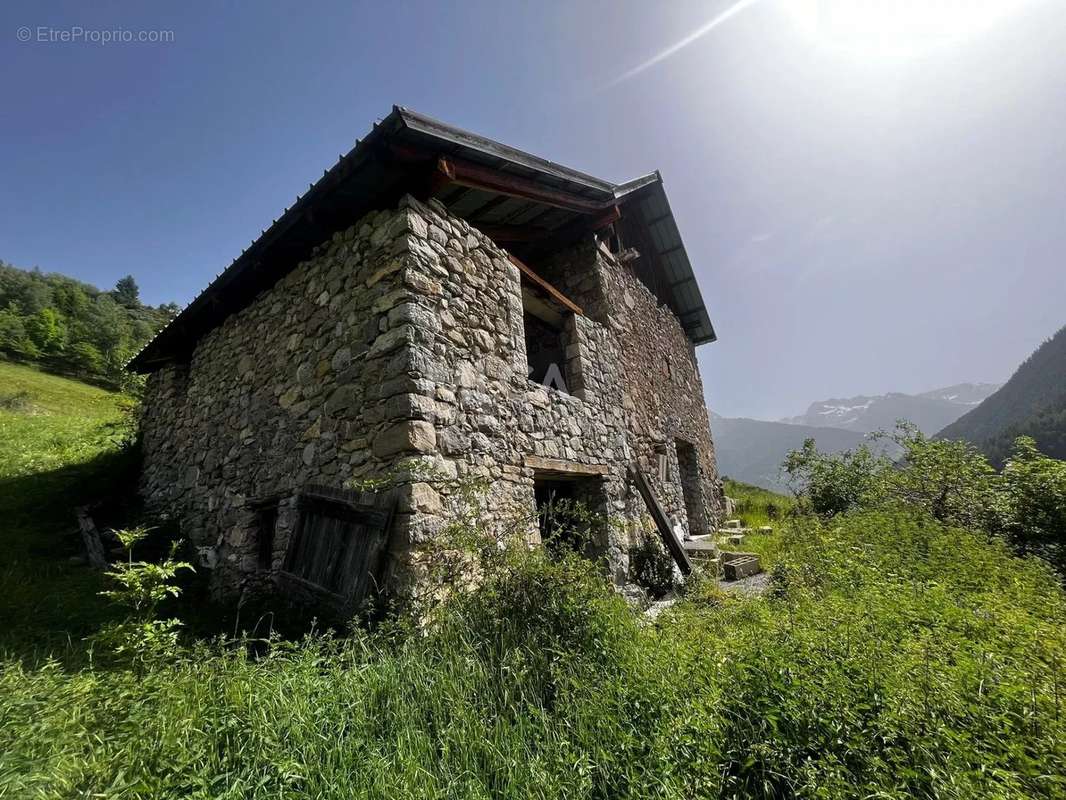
top-left (2, 512), bottom-right (1064, 799)
top-left (723, 478), bottom-right (793, 530)
top-left (722, 479), bottom-right (794, 566)
top-left (2, 367), bottom-right (1064, 798)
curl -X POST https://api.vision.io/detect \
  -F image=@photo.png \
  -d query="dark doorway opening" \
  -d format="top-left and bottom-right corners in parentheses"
top-left (674, 439), bottom-right (708, 537)
top-left (533, 472), bottom-right (608, 560)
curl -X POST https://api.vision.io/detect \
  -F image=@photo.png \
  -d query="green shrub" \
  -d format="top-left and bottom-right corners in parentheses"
top-left (629, 535), bottom-right (675, 598)
top-left (785, 425), bottom-right (1066, 573)
top-left (94, 526), bottom-right (193, 667)
top-left (1003, 436), bottom-right (1066, 572)
top-left (783, 436), bottom-right (889, 517)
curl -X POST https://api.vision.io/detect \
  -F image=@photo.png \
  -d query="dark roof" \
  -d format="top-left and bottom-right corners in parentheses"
top-left (129, 106), bottom-right (715, 372)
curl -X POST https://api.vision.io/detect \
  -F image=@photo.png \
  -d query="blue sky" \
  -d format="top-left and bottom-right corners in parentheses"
top-left (2, 0), bottom-right (1063, 419)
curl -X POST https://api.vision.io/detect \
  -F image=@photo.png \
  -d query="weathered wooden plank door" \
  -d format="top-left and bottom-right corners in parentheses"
top-left (281, 485), bottom-right (393, 610)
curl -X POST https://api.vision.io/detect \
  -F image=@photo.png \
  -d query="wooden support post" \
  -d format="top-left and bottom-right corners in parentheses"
top-left (75, 506), bottom-right (108, 569)
top-left (629, 465), bottom-right (692, 575)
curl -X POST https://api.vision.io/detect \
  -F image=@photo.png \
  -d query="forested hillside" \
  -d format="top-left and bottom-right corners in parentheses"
top-left (0, 261), bottom-right (176, 389)
top-left (938, 325), bottom-right (1066, 464)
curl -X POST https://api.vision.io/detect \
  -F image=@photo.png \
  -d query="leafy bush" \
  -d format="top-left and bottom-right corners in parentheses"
top-left (783, 435), bottom-right (888, 517)
top-left (1003, 436), bottom-right (1066, 572)
top-left (629, 534), bottom-right (675, 598)
top-left (785, 424), bottom-right (1066, 574)
top-left (94, 526), bottom-right (193, 666)
top-left (880, 424), bottom-right (1006, 531)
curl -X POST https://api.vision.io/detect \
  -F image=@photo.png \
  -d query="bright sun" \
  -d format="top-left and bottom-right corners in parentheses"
top-left (786, 0), bottom-right (1032, 59)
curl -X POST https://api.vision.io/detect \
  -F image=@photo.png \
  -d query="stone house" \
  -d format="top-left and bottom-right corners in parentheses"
top-left (130, 107), bottom-right (723, 609)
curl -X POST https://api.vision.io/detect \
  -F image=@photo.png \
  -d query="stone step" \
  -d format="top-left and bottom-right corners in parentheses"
top-left (683, 537), bottom-right (719, 559)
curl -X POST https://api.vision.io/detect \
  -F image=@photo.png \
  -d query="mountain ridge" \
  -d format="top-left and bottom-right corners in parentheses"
top-left (710, 413), bottom-right (875, 493)
top-left (937, 325), bottom-right (1066, 464)
top-left (781, 382), bottom-right (1001, 435)
top-left (713, 382), bottom-right (1002, 492)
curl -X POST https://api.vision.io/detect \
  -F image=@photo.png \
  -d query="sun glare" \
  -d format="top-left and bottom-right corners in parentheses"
top-left (786, 0), bottom-right (1032, 59)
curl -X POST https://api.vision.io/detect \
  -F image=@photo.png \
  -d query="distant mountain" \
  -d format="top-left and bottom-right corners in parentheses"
top-left (938, 325), bottom-right (1066, 465)
top-left (711, 413), bottom-right (875, 493)
top-left (782, 382), bottom-right (1001, 435)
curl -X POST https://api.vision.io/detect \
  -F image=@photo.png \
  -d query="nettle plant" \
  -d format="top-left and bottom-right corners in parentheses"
top-left (95, 526), bottom-right (193, 665)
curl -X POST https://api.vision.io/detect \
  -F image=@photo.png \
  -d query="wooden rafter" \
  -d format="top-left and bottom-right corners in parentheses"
top-left (472, 223), bottom-right (552, 242)
top-left (436, 156), bottom-right (606, 214)
top-left (507, 253), bottom-right (584, 317)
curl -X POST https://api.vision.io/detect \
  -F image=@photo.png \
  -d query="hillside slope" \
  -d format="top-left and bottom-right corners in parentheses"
top-left (711, 414), bottom-right (873, 492)
top-left (0, 361), bottom-right (132, 657)
top-left (938, 325), bottom-right (1066, 464)
top-left (783, 382), bottom-right (1000, 435)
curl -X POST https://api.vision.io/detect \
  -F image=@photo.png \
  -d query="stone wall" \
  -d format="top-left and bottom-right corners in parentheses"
top-left (141, 194), bottom-right (722, 602)
top-left (528, 239), bottom-right (724, 537)
top-left (598, 245), bottom-right (724, 536)
top-left (140, 204), bottom-right (439, 593)
top-left (384, 196), bottom-right (633, 585)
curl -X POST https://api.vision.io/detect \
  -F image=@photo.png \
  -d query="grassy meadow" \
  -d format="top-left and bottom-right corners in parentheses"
top-left (1, 363), bottom-right (1065, 798)
top-left (0, 360), bottom-right (134, 661)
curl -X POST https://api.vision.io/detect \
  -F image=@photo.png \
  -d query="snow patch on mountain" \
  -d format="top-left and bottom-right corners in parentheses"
top-left (781, 383), bottom-right (1002, 435)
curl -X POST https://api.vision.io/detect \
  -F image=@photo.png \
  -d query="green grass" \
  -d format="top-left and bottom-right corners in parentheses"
top-left (722, 479), bottom-right (794, 566)
top-left (0, 361), bottom-right (135, 662)
top-left (1, 363), bottom-right (1065, 798)
top-left (2, 514), bottom-right (1064, 799)
top-left (723, 478), bottom-right (793, 530)
top-left (0, 361), bottom-right (129, 478)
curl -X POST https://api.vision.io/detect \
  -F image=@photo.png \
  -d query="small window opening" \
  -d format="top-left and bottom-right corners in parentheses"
top-left (657, 451), bottom-right (670, 484)
top-left (523, 292), bottom-right (570, 394)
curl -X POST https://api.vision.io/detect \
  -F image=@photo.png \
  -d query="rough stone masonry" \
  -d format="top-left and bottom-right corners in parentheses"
top-left (140, 195), bottom-right (724, 602)
top-left (136, 110), bottom-right (724, 607)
